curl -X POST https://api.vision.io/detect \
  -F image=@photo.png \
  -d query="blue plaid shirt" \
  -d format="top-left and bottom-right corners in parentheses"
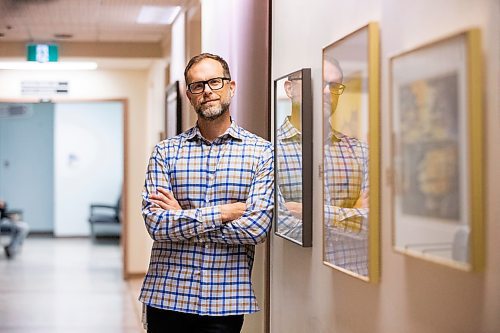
top-left (323, 130), bottom-right (369, 276)
top-left (275, 117), bottom-right (303, 242)
top-left (139, 121), bottom-right (274, 316)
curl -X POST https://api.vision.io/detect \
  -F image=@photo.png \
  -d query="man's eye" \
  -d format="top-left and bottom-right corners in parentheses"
top-left (192, 83), bottom-right (204, 90)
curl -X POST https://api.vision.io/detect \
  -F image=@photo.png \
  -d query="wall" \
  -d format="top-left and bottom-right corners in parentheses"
top-left (201, 0), bottom-right (269, 138)
top-left (199, 1), bottom-right (270, 332)
top-left (147, 60), bottom-right (167, 148)
top-left (0, 102), bottom-right (54, 232)
top-left (0, 69), bottom-right (152, 275)
top-left (53, 102), bottom-right (123, 236)
top-left (271, 0), bottom-right (500, 332)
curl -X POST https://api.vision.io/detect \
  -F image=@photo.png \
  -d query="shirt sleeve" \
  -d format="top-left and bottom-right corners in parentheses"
top-left (324, 140), bottom-right (369, 233)
top-left (275, 187), bottom-right (303, 242)
top-left (142, 144), bottom-right (224, 242)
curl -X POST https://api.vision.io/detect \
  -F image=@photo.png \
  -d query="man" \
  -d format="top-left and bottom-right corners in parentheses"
top-left (139, 53), bottom-right (273, 333)
top-left (0, 200), bottom-right (29, 259)
top-left (322, 56), bottom-right (369, 276)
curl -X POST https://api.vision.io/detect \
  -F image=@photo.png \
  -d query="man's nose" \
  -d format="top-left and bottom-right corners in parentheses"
top-left (203, 83), bottom-right (213, 94)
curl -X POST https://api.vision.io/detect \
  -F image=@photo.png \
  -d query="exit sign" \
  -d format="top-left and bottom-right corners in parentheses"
top-left (26, 44), bottom-right (59, 63)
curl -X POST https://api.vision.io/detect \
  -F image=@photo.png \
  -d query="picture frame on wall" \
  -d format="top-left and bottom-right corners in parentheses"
top-left (322, 22), bottom-right (380, 282)
top-left (390, 29), bottom-right (484, 271)
top-left (165, 80), bottom-right (182, 139)
top-left (273, 68), bottom-right (313, 247)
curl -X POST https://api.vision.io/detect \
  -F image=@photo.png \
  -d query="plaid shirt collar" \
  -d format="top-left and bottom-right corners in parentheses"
top-left (277, 117), bottom-right (301, 141)
top-left (185, 119), bottom-right (243, 143)
top-left (327, 129), bottom-right (344, 143)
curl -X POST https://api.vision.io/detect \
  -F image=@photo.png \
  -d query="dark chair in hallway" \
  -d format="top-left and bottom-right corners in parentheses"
top-left (0, 204), bottom-right (30, 259)
top-left (88, 194), bottom-right (121, 241)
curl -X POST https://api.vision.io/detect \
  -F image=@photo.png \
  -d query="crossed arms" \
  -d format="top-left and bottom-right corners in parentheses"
top-left (142, 144), bottom-right (274, 245)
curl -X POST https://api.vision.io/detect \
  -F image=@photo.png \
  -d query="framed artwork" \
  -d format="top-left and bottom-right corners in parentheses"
top-left (164, 80), bottom-right (182, 139)
top-left (391, 29), bottom-right (484, 271)
top-left (273, 68), bottom-right (312, 247)
top-left (322, 22), bottom-right (380, 282)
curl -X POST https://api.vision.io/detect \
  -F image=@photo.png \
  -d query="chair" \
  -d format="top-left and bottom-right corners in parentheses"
top-left (88, 194), bottom-right (121, 240)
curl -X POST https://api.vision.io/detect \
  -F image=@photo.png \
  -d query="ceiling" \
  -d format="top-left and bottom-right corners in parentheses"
top-left (0, 0), bottom-right (186, 43)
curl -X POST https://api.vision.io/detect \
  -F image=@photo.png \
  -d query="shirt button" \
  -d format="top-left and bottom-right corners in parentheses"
top-left (205, 244), bottom-right (210, 249)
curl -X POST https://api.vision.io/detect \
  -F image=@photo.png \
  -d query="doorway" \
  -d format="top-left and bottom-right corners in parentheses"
top-left (0, 101), bottom-right (124, 237)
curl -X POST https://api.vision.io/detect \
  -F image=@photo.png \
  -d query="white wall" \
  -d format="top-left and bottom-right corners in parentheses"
top-left (147, 59), bottom-right (167, 149)
top-left (0, 68), bottom-right (152, 275)
top-left (199, 1), bottom-right (270, 332)
top-left (201, 0), bottom-right (269, 138)
top-left (271, 0), bottom-right (500, 333)
top-left (54, 102), bottom-right (122, 236)
top-left (170, 10), bottom-right (197, 131)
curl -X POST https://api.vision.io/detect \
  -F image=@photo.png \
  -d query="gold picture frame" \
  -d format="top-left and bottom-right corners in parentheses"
top-left (322, 22), bottom-right (380, 282)
top-left (390, 29), bottom-right (484, 271)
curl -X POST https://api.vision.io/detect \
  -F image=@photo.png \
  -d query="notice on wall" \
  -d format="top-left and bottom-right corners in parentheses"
top-left (21, 81), bottom-right (69, 96)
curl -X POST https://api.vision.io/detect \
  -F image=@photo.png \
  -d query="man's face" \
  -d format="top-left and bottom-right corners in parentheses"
top-left (186, 58), bottom-right (235, 121)
top-left (323, 60), bottom-right (343, 118)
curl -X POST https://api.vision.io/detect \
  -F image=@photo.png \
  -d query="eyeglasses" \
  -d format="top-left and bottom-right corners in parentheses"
top-left (187, 77), bottom-right (231, 94)
top-left (326, 82), bottom-right (345, 95)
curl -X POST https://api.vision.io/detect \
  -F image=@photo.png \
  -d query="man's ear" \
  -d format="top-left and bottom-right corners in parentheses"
top-left (284, 81), bottom-right (293, 98)
top-left (229, 81), bottom-right (236, 97)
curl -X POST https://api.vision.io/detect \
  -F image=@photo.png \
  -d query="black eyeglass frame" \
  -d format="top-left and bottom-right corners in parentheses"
top-left (187, 77), bottom-right (231, 94)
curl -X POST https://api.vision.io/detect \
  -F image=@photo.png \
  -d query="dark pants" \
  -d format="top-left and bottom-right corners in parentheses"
top-left (146, 306), bottom-right (244, 333)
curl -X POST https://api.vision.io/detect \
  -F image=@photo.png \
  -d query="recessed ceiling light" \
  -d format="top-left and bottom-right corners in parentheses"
top-left (0, 61), bottom-right (98, 70)
top-left (136, 5), bottom-right (181, 25)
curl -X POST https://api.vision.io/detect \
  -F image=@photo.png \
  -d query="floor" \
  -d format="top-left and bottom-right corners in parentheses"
top-left (0, 237), bottom-right (145, 333)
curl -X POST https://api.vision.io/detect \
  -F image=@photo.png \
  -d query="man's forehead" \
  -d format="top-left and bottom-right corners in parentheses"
top-left (188, 58), bottom-right (224, 77)
top-left (324, 61), bottom-right (342, 81)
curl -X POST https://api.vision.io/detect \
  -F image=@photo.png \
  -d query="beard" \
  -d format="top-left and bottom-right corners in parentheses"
top-left (195, 99), bottom-right (230, 121)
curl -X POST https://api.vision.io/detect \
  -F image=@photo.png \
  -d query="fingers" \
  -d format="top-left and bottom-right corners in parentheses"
top-left (151, 199), bottom-right (168, 210)
top-left (156, 188), bottom-right (182, 210)
top-left (157, 187), bottom-right (174, 200)
top-left (149, 188), bottom-right (182, 211)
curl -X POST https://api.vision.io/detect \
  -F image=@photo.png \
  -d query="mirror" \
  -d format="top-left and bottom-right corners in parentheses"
top-left (273, 68), bottom-right (312, 247)
top-left (322, 23), bottom-right (380, 281)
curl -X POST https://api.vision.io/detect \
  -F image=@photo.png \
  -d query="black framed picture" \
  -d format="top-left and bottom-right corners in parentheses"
top-left (273, 68), bottom-right (312, 247)
top-left (165, 80), bottom-right (182, 138)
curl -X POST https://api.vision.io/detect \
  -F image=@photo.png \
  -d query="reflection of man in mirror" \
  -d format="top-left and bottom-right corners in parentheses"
top-left (275, 72), bottom-right (303, 241)
top-left (323, 56), bottom-right (369, 276)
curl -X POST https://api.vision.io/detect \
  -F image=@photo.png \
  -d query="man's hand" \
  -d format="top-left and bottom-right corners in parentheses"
top-left (219, 202), bottom-right (246, 223)
top-left (150, 187), bottom-right (182, 211)
top-left (353, 190), bottom-right (369, 209)
top-left (285, 201), bottom-right (302, 219)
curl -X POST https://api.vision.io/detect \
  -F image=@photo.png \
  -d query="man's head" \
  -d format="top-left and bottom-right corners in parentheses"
top-left (184, 53), bottom-right (235, 121)
top-left (323, 56), bottom-right (344, 117)
top-left (284, 72), bottom-right (302, 105)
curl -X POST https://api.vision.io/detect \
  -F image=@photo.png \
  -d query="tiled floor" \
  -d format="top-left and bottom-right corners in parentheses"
top-left (0, 237), bottom-right (144, 333)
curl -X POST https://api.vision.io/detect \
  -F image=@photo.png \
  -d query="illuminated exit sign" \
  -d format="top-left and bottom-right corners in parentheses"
top-left (26, 44), bottom-right (59, 63)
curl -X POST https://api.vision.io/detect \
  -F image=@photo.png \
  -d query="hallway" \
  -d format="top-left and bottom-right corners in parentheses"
top-left (0, 238), bottom-right (144, 333)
